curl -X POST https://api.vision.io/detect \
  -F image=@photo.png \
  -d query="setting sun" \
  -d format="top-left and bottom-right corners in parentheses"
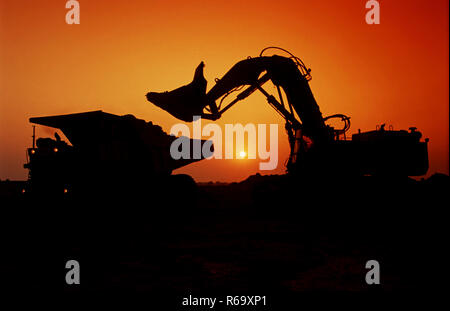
top-left (239, 151), bottom-right (247, 159)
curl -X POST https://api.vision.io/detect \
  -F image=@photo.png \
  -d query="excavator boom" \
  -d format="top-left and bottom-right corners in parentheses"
top-left (147, 55), bottom-right (331, 145)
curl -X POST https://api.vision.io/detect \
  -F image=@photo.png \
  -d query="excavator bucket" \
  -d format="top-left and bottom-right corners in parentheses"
top-left (146, 62), bottom-right (208, 122)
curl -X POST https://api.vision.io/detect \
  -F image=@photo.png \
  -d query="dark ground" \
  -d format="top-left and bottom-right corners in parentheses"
top-left (1, 173), bottom-right (448, 306)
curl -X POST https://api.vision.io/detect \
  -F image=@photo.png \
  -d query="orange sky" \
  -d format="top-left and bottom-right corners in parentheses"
top-left (0, 0), bottom-right (448, 182)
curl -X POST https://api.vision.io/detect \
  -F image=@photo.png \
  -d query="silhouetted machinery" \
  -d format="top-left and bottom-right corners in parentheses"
top-left (147, 47), bottom-right (429, 177)
top-left (24, 48), bottom-right (429, 195)
top-left (24, 111), bottom-right (211, 195)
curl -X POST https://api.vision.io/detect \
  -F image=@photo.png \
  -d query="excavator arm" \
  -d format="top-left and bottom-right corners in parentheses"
top-left (146, 53), bottom-right (340, 144)
top-left (146, 48), bottom-right (352, 173)
top-left (203, 55), bottom-right (334, 145)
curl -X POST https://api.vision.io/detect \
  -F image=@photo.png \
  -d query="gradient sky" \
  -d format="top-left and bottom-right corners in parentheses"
top-left (0, 0), bottom-right (448, 182)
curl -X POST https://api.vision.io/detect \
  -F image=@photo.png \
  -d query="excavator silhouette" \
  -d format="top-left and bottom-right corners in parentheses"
top-left (147, 47), bottom-right (429, 177)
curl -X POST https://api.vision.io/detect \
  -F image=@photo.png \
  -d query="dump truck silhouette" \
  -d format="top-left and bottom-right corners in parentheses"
top-left (24, 111), bottom-right (212, 196)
